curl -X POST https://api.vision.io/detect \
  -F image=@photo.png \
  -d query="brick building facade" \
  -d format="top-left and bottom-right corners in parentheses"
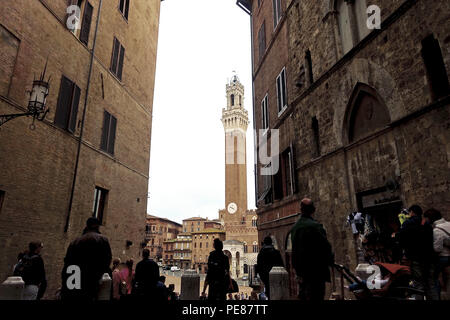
top-left (145, 214), bottom-right (182, 261)
top-left (238, 0), bottom-right (450, 297)
top-left (0, 0), bottom-right (161, 298)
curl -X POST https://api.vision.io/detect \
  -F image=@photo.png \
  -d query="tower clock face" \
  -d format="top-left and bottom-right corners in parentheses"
top-left (227, 202), bottom-right (237, 214)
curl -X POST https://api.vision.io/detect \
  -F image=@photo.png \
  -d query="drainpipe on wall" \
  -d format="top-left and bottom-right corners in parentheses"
top-left (65, 0), bottom-right (103, 233)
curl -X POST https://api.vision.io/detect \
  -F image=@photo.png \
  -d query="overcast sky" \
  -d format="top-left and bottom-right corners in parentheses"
top-left (148, 0), bottom-right (255, 224)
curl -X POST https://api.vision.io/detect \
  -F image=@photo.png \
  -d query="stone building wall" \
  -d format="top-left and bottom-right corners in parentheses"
top-left (247, 0), bottom-right (450, 298)
top-left (0, 0), bottom-right (161, 298)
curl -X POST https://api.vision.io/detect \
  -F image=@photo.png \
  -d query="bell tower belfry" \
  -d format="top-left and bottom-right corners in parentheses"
top-left (221, 74), bottom-right (249, 227)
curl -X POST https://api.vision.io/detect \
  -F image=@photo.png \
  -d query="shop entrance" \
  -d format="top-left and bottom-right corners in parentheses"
top-left (356, 185), bottom-right (403, 263)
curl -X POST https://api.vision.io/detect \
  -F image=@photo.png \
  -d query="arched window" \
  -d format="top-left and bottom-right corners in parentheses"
top-left (344, 83), bottom-right (390, 143)
top-left (252, 216), bottom-right (257, 227)
top-left (243, 242), bottom-right (248, 253)
top-left (231, 94), bottom-right (235, 106)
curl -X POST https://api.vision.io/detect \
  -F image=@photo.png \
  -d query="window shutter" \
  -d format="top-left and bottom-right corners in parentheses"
top-left (289, 143), bottom-right (296, 193)
top-left (108, 115), bottom-right (117, 155)
top-left (110, 38), bottom-right (120, 74)
top-left (54, 76), bottom-right (73, 129)
top-left (277, 0), bottom-right (282, 21)
top-left (117, 45), bottom-right (125, 80)
top-left (68, 84), bottom-right (81, 133)
top-left (276, 75), bottom-right (282, 112)
top-left (272, 0), bottom-right (277, 28)
top-left (124, 0), bottom-right (130, 20)
top-left (101, 111), bottom-right (111, 152)
top-left (80, 2), bottom-right (93, 45)
top-left (281, 69), bottom-right (287, 108)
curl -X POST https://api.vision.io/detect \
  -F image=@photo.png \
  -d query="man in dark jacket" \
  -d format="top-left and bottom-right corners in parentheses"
top-left (393, 205), bottom-right (438, 300)
top-left (61, 217), bottom-right (112, 301)
top-left (290, 198), bottom-right (334, 301)
top-left (133, 248), bottom-right (160, 298)
top-left (202, 238), bottom-right (232, 301)
top-left (256, 236), bottom-right (284, 299)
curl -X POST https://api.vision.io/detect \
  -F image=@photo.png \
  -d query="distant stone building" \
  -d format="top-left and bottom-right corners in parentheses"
top-left (238, 0), bottom-right (450, 297)
top-left (191, 229), bottom-right (226, 273)
top-left (145, 214), bottom-right (182, 261)
top-left (162, 232), bottom-right (192, 269)
top-left (0, 0), bottom-right (161, 297)
top-left (219, 75), bottom-right (259, 279)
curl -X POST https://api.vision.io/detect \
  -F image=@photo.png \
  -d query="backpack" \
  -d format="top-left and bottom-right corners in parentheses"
top-left (207, 253), bottom-right (226, 282)
top-left (435, 227), bottom-right (450, 248)
top-left (119, 280), bottom-right (128, 296)
top-left (13, 254), bottom-right (37, 282)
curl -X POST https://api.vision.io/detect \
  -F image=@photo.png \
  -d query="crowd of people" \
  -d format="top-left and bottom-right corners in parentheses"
top-left (9, 199), bottom-right (450, 301)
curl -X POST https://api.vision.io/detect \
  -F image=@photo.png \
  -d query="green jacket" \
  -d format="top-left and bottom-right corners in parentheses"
top-left (290, 214), bottom-right (334, 282)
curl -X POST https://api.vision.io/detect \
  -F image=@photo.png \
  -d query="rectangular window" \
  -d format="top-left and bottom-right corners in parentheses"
top-left (421, 34), bottom-right (450, 101)
top-left (119, 0), bottom-right (130, 20)
top-left (258, 164), bottom-right (273, 205)
top-left (54, 76), bottom-right (81, 133)
top-left (110, 37), bottom-right (125, 80)
top-left (312, 117), bottom-right (321, 158)
top-left (0, 190), bottom-right (5, 215)
top-left (272, 0), bottom-right (282, 29)
top-left (92, 186), bottom-right (108, 224)
top-left (80, 1), bottom-right (93, 45)
top-left (261, 94), bottom-right (269, 130)
top-left (276, 67), bottom-right (287, 115)
top-left (258, 22), bottom-right (266, 61)
top-left (100, 110), bottom-right (117, 155)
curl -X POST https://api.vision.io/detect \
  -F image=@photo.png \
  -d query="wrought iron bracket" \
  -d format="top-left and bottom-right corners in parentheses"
top-left (0, 109), bottom-right (49, 128)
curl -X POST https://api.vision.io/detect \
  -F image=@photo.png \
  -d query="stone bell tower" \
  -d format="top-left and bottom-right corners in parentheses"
top-left (220, 74), bottom-right (249, 229)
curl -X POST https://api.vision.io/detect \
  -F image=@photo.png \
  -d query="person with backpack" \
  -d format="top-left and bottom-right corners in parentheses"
top-left (14, 242), bottom-right (47, 300)
top-left (424, 208), bottom-right (450, 299)
top-left (256, 236), bottom-right (284, 299)
top-left (202, 238), bottom-right (232, 301)
top-left (60, 217), bottom-right (112, 301)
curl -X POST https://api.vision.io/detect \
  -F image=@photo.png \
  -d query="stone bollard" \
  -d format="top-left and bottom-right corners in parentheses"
top-left (269, 267), bottom-right (289, 300)
top-left (97, 273), bottom-right (112, 300)
top-left (180, 269), bottom-right (200, 300)
top-left (0, 277), bottom-right (25, 300)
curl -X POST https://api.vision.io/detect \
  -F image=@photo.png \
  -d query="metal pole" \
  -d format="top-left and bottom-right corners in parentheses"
top-left (65, 0), bottom-right (103, 232)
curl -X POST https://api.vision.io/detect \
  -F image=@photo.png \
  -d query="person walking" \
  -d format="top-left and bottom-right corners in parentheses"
top-left (424, 208), bottom-right (450, 299)
top-left (256, 236), bottom-right (284, 299)
top-left (14, 242), bottom-right (47, 300)
top-left (290, 198), bottom-right (334, 301)
top-left (393, 205), bottom-right (439, 300)
top-left (61, 217), bottom-right (112, 301)
top-left (132, 249), bottom-right (159, 299)
top-left (111, 258), bottom-right (121, 300)
top-left (202, 238), bottom-right (232, 301)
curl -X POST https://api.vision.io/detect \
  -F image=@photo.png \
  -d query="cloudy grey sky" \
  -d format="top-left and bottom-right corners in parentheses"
top-left (148, 0), bottom-right (255, 224)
